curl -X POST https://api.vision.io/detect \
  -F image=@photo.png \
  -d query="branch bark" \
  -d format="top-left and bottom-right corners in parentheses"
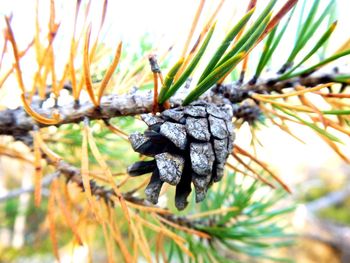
top-left (0, 68), bottom-right (346, 141)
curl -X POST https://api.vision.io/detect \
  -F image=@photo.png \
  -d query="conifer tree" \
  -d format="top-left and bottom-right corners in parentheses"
top-left (0, 0), bottom-right (349, 262)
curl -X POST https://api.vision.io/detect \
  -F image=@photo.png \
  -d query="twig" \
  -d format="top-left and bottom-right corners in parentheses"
top-left (0, 171), bottom-right (59, 202)
top-left (0, 67), bottom-right (347, 141)
top-left (306, 185), bottom-right (350, 212)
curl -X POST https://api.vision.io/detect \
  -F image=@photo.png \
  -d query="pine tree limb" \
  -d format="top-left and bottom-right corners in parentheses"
top-left (0, 67), bottom-right (348, 142)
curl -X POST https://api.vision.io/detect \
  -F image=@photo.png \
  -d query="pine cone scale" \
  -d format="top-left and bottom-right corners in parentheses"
top-left (128, 101), bottom-right (235, 210)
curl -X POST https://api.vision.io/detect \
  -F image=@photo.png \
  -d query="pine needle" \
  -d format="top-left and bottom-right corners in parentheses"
top-left (0, 145), bottom-right (33, 163)
top-left (101, 218), bottom-right (115, 263)
top-left (124, 200), bottom-right (171, 215)
top-left (97, 41), bottom-right (122, 104)
top-left (251, 93), bottom-right (314, 113)
top-left (47, 179), bottom-right (60, 262)
top-left (34, 131), bottom-right (62, 163)
top-left (86, 124), bottom-right (130, 223)
top-left (156, 214), bottom-right (211, 239)
top-left (256, 83), bottom-right (333, 99)
top-left (21, 94), bottom-right (60, 125)
top-left (231, 153), bottom-right (276, 189)
top-left (83, 25), bottom-right (98, 106)
top-left (234, 144), bottom-right (292, 193)
top-left (180, 0), bottom-right (205, 59)
top-left (135, 219), bottom-right (153, 263)
top-left (33, 130), bottom-right (43, 207)
top-left (155, 234), bottom-right (168, 263)
top-left (258, 0), bottom-right (299, 44)
top-left (4, 16), bottom-right (26, 93)
top-left (0, 39), bottom-right (33, 89)
top-left (107, 207), bottom-right (132, 263)
top-left (55, 187), bottom-right (83, 245)
top-left (81, 121), bottom-right (101, 221)
top-left (187, 206), bottom-right (240, 220)
top-left (105, 122), bottom-right (129, 141)
top-left (129, 215), bottom-right (152, 263)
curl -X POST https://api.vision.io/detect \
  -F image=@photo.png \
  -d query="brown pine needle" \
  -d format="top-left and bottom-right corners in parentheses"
top-left (137, 214), bottom-right (186, 244)
top-left (48, 35), bottom-right (58, 97)
top-left (107, 208), bottom-right (132, 263)
top-left (21, 94), bottom-right (60, 125)
top-left (156, 234), bottom-right (168, 263)
top-left (128, 215), bottom-right (152, 263)
top-left (153, 216), bottom-right (194, 259)
top-left (105, 122), bottom-right (129, 141)
top-left (4, 16), bottom-right (26, 93)
top-left (69, 51), bottom-right (79, 100)
top-left (317, 133), bottom-right (350, 163)
top-left (34, 131), bottom-right (62, 163)
top-left (156, 214), bottom-right (211, 239)
top-left (203, 0), bottom-right (225, 33)
top-left (126, 177), bottom-right (150, 195)
top-left (257, 83), bottom-right (333, 99)
top-left (47, 179), bottom-right (60, 262)
top-left (89, 0), bottom-right (108, 62)
top-left (81, 122), bottom-right (101, 222)
top-left (259, 103), bottom-right (302, 125)
top-left (226, 161), bottom-right (254, 177)
top-left (55, 188), bottom-right (83, 245)
top-left (234, 144), bottom-right (292, 193)
top-left (124, 200), bottom-right (171, 215)
top-left (251, 93), bottom-right (314, 113)
top-left (0, 145), bottom-right (33, 163)
top-left (0, 39), bottom-right (33, 89)
top-left (227, 159), bottom-right (275, 188)
top-left (315, 92), bottom-right (350, 98)
top-left (83, 25), bottom-right (98, 107)
top-left (230, 153), bottom-right (276, 189)
top-left (56, 63), bottom-right (69, 94)
top-left (132, 238), bottom-right (138, 263)
top-left (101, 219), bottom-right (115, 263)
top-left (296, 87), bottom-right (327, 128)
top-left (0, 67), bottom-right (14, 89)
top-left (311, 116), bottom-right (350, 137)
top-left (180, 0), bottom-right (205, 58)
top-left (259, 0), bottom-right (299, 43)
top-left (86, 125), bottom-right (130, 223)
top-left (175, 0), bottom-right (224, 80)
top-left (97, 41), bottom-right (123, 104)
top-left (135, 220), bottom-right (153, 263)
top-left (33, 131), bottom-right (43, 207)
top-left (269, 116), bottom-right (306, 144)
top-left (31, 33), bottom-right (59, 100)
top-left (0, 30), bottom-right (8, 69)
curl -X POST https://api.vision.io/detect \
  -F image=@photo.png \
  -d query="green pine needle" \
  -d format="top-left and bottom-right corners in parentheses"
top-left (281, 49), bottom-right (350, 80)
top-left (158, 58), bottom-right (185, 102)
top-left (182, 52), bottom-right (245, 105)
top-left (279, 21), bottom-right (337, 80)
top-left (159, 23), bottom-right (216, 104)
top-left (197, 8), bottom-right (256, 84)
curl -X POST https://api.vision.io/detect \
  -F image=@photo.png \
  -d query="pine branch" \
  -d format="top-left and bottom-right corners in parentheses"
top-left (51, 159), bottom-right (207, 229)
top-left (0, 66), bottom-right (348, 142)
top-left (0, 172), bottom-right (58, 202)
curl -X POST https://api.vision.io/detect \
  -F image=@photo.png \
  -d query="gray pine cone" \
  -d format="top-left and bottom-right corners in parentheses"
top-left (127, 101), bottom-right (235, 210)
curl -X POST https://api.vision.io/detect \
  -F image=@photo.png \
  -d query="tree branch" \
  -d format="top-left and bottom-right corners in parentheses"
top-left (0, 67), bottom-right (347, 142)
top-left (0, 172), bottom-right (59, 202)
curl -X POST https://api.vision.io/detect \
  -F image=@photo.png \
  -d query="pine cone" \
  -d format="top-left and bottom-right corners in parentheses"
top-left (127, 101), bottom-right (235, 210)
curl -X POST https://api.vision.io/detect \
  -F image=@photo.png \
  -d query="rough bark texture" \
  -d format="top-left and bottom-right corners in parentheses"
top-left (0, 69), bottom-right (345, 140)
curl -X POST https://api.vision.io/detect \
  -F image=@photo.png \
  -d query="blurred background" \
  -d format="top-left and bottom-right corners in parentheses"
top-left (0, 0), bottom-right (350, 262)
